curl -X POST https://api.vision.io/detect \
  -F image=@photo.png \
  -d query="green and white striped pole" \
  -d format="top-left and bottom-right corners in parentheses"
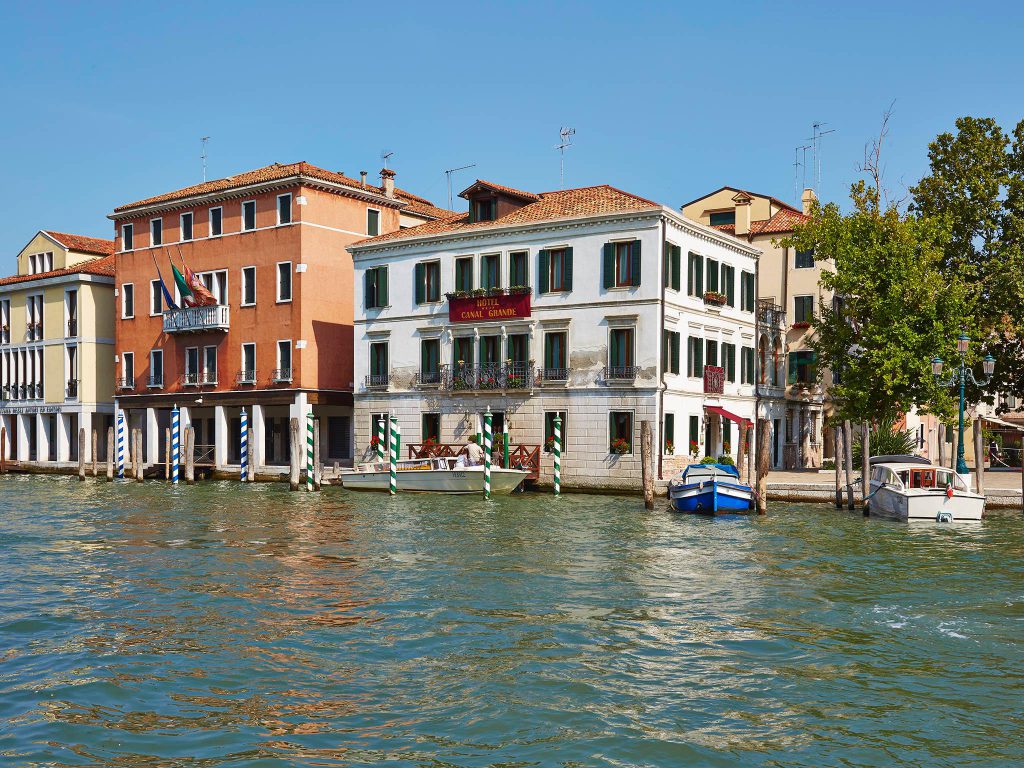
top-left (553, 415), bottom-right (562, 495)
top-left (306, 412), bottom-right (314, 492)
top-left (483, 409), bottom-right (492, 499)
top-left (503, 421), bottom-right (509, 469)
top-left (389, 416), bottom-right (399, 495)
top-left (376, 418), bottom-right (386, 462)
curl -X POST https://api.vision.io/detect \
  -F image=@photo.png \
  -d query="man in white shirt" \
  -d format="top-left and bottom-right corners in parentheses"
top-left (464, 435), bottom-right (485, 466)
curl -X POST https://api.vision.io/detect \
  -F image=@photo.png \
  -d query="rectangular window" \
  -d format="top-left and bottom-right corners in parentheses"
top-left (741, 346), bottom-right (756, 384)
top-left (543, 332), bottom-right (567, 379)
top-left (121, 283), bottom-right (134, 319)
top-left (687, 336), bottom-right (704, 377)
top-left (544, 247), bottom-right (573, 292)
top-left (609, 328), bottom-right (635, 368)
top-left (507, 333), bottom-right (529, 364)
top-left (454, 257), bottom-right (474, 292)
top-left (150, 218), bottom-right (163, 246)
top-left (479, 335), bottom-right (501, 365)
top-left (241, 266), bottom-right (256, 306)
top-left (420, 338), bottom-right (440, 384)
top-left (614, 242), bottom-right (632, 287)
top-left (122, 224), bottom-right (134, 251)
top-left (369, 342), bottom-right (389, 385)
top-left (795, 248), bottom-right (815, 268)
top-left (687, 252), bottom-right (703, 296)
top-left (422, 413), bottom-right (441, 443)
top-left (481, 254), bottom-right (500, 290)
top-left (706, 258), bottom-right (719, 293)
top-left (453, 336), bottom-right (474, 367)
top-left (198, 269), bottom-right (228, 305)
top-left (709, 211), bottom-right (736, 227)
top-left (721, 264), bottom-right (735, 306)
top-left (473, 199), bottom-right (495, 222)
top-left (370, 413), bottom-right (389, 446)
top-left (544, 411), bottom-right (568, 453)
top-left (741, 271), bottom-right (755, 312)
top-left (367, 208), bottom-right (381, 236)
top-left (662, 330), bottom-right (681, 375)
top-left (277, 194), bottom-right (292, 225)
top-left (364, 265), bottom-right (388, 309)
top-left (241, 343), bottom-right (256, 382)
top-left (150, 280), bottom-right (162, 315)
top-left (609, 411), bottom-right (634, 454)
top-left (689, 415), bottom-right (700, 453)
top-left (723, 342), bottom-right (737, 382)
top-left (276, 340), bottom-right (292, 380)
top-left (180, 212), bottom-right (194, 241)
top-left (794, 295), bottom-right (814, 323)
top-left (65, 290), bottom-right (78, 336)
top-left (603, 241), bottom-right (641, 289)
top-left (185, 347), bottom-right (199, 384)
top-left (149, 349), bottom-right (163, 387)
top-left (209, 207), bottom-right (223, 237)
top-left (664, 413), bottom-right (675, 453)
top-left (415, 261), bottom-right (441, 304)
top-left (705, 339), bottom-right (719, 367)
top-left (277, 262), bottom-right (293, 302)
top-left (122, 352), bottom-right (134, 386)
top-left (664, 243), bottom-right (681, 291)
top-left (203, 346), bottom-right (217, 384)
top-left (788, 350), bottom-right (818, 384)
top-left (509, 251), bottom-right (528, 287)
top-left (242, 200), bottom-right (256, 231)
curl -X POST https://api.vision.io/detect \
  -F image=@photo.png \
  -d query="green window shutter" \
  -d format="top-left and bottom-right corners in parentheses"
top-left (538, 250), bottom-right (549, 294)
top-left (787, 354), bottom-right (797, 384)
top-left (602, 243), bottom-right (614, 290)
top-left (564, 247), bottom-right (573, 291)
top-left (706, 259), bottom-right (718, 292)
top-left (727, 345), bottom-right (736, 381)
top-left (664, 414), bottom-right (674, 449)
top-left (696, 256), bottom-right (703, 294)
top-left (630, 240), bottom-right (641, 286)
top-left (725, 267), bottom-right (735, 305)
top-left (544, 335), bottom-right (553, 368)
top-left (610, 331), bottom-right (621, 368)
top-left (723, 421), bottom-right (731, 451)
top-left (696, 339), bottom-right (703, 372)
top-left (365, 269), bottom-right (376, 308)
top-left (689, 415), bottom-right (699, 446)
top-left (687, 254), bottom-right (695, 294)
top-left (663, 245), bottom-right (670, 288)
top-left (662, 331), bottom-right (669, 370)
top-left (377, 266), bottom-right (388, 306)
top-left (671, 332), bottom-right (680, 374)
top-left (414, 263), bottom-right (425, 304)
top-left (672, 246), bottom-right (681, 292)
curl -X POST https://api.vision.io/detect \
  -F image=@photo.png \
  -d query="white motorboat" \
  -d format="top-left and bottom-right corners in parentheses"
top-left (340, 457), bottom-right (528, 494)
top-left (866, 455), bottom-right (985, 522)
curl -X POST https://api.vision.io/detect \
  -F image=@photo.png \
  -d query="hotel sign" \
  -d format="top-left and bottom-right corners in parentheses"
top-left (448, 293), bottom-right (531, 323)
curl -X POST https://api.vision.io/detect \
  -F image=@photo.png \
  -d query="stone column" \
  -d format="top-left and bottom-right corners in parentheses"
top-left (214, 404), bottom-right (228, 468)
top-left (146, 407), bottom-right (160, 466)
top-left (56, 413), bottom-right (71, 462)
top-left (80, 410), bottom-right (93, 464)
top-left (36, 412), bottom-right (50, 463)
top-left (250, 403), bottom-right (265, 470)
top-left (17, 413), bottom-right (30, 460)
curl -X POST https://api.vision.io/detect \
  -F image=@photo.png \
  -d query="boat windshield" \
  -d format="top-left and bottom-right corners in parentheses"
top-left (902, 467), bottom-right (967, 491)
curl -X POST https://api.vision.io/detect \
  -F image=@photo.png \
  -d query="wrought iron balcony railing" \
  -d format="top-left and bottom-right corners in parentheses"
top-left (181, 371), bottom-right (217, 386)
top-left (66, 379), bottom-right (79, 399)
top-left (236, 369), bottom-right (257, 385)
top-left (115, 376), bottom-right (135, 391)
top-left (272, 367), bottom-right (293, 383)
top-left (148, 375), bottom-right (164, 388)
top-left (704, 365), bottom-right (725, 394)
top-left (365, 373), bottom-right (390, 390)
top-left (162, 304), bottom-right (230, 334)
top-left (757, 299), bottom-right (786, 330)
top-left (415, 370), bottom-right (442, 386)
top-left (603, 365), bottom-right (640, 382)
top-left (443, 362), bottom-right (533, 391)
top-left (540, 367), bottom-right (570, 382)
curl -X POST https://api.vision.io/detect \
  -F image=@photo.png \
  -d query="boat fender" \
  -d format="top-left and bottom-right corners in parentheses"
top-left (936, 510), bottom-right (953, 523)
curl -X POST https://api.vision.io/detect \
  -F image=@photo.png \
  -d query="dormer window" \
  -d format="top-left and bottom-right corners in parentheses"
top-left (473, 199), bottom-right (496, 223)
top-left (709, 211), bottom-right (736, 227)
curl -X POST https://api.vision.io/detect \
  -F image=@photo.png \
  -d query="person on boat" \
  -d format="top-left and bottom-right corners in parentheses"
top-left (464, 435), bottom-right (485, 466)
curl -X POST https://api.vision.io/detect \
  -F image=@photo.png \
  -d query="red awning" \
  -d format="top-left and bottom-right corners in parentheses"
top-left (704, 405), bottom-right (752, 428)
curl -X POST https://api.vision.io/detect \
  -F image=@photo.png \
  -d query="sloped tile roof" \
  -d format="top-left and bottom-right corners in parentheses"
top-left (459, 179), bottom-right (542, 202)
top-left (352, 184), bottom-right (661, 247)
top-left (750, 208), bottom-right (810, 235)
top-left (0, 254), bottom-right (115, 287)
top-left (43, 231), bottom-right (116, 256)
top-left (682, 185), bottom-right (803, 215)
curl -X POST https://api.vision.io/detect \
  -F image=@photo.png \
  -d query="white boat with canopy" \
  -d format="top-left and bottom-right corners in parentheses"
top-left (865, 455), bottom-right (985, 522)
top-left (340, 457), bottom-right (528, 494)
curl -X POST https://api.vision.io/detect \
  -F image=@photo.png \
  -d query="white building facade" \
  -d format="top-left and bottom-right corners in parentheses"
top-left (348, 182), bottom-right (761, 491)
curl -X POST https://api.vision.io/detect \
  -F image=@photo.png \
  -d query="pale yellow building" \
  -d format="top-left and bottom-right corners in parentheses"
top-left (682, 187), bottom-right (831, 468)
top-left (0, 231), bottom-right (116, 464)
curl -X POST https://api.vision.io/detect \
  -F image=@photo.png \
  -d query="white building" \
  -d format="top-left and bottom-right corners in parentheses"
top-left (347, 181), bottom-right (761, 491)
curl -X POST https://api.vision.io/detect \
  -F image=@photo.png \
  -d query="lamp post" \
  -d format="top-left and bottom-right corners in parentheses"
top-left (932, 333), bottom-right (996, 475)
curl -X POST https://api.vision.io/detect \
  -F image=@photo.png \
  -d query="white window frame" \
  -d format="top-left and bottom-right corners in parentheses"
top-left (184, 346), bottom-right (199, 384)
top-left (202, 345), bottom-right (218, 384)
top-left (149, 349), bottom-right (164, 388)
top-left (121, 223), bottom-right (134, 252)
top-left (121, 283), bottom-right (135, 319)
top-left (480, 252), bottom-right (502, 290)
top-left (276, 261), bottom-right (293, 303)
top-left (180, 211), bottom-right (194, 241)
top-left (276, 193), bottom-right (293, 226)
top-left (150, 217), bottom-right (163, 247)
top-left (198, 269), bottom-right (228, 305)
top-left (28, 253), bottom-right (37, 274)
top-left (276, 340), bottom-right (293, 380)
top-left (241, 265), bottom-right (256, 307)
top-left (122, 352), bottom-right (135, 386)
top-left (150, 279), bottom-right (163, 316)
top-left (240, 342), bottom-right (256, 382)
top-left (608, 409), bottom-right (636, 456)
top-left (366, 207), bottom-right (381, 236)
top-left (208, 206), bottom-right (223, 238)
top-left (241, 200), bottom-right (257, 232)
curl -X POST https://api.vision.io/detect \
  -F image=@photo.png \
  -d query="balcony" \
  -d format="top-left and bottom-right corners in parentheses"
top-left (365, 373), bottom-right (390, 390)
top-left (272, 367), bottom-right (293, 383)
top-left (25, 322), bottom-right (43, 341)
top-left (0, 385), bottom-right (9, 401)
top-left (540, 367), bottom-right (570, 383)
top-left (148, 375), bottom-right (164, 388)
top-left (67, 318), bottom-right (78, 337)
top-left (162, 305), bottom-right (230, 334)
top-left (236, 369), bottom-right (257, 385)
top-left (757, 299), bottom-right (786, 330)
top-left (603, 365), bottom-right (640, 382)
top-left (116, 377), bottom-right (135, 391)
top-left (181, 371), bottom-right (217, 387)
top-left (415, 370), bottom-right (442, 387)
top-left (704, 365), bottom-right (725, 394)
top-left (443, 362), bottom-right (533, 392)
top-left (66, 379), bottom-right (79, 400)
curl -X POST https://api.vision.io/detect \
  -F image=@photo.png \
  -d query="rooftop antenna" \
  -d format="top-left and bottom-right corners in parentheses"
top-left (793, 144), bottom-right (811, 200)
top-left (556, 127), bottom-right (575, 189)
top-left (381, 150), bottom-right (394, 169)
top-left (444, 163), bottom-right (476, 210)
top-left (807, 122), bottom-right (836, 192)
top-left (200, 136), bottom-right (210, 182)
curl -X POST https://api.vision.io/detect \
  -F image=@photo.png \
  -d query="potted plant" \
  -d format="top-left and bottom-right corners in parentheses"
top-left (470, 288), bottom-right (488, 297)
top-left (716, 455), bottom-right (736, 466)
top-left (689, 440), bottom-right (700, 458)
top-left (703, 290), bottom-right (727, 306)
top-left (509, 285), bottom-right (531, 295)
top-left (610, 437), bottom-right (631, 455)
top-left (700, 455), bottom-right (717, 464)
top-left (792, 321), bottom-right (811, 329)
top-left (486, 287), bottom-right (506, 296)
top-left (664, 440), bottom-right (674, 455)
top-left (545, 435), bottom-right (556, 452)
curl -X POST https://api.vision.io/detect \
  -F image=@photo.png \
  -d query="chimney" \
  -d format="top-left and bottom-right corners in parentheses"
top-left (380, 168), bottom-right (396, 199)
top-left (801, 187), bottom-right (817, 216)
top-left (735, 198), bottom-right (751, 236)
top-left (360, 171), bottom-right (367, 188)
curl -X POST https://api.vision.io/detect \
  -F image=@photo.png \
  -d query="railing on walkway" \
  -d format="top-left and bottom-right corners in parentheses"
top-left (407, 442), bottom-right (541, 480)
top-left (193, 444), bottom-right (216, 466)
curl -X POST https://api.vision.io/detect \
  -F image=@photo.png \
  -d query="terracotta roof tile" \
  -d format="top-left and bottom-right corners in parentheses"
top-left (682, 185), bottom-right (803, 215)
top-left (459, 179), bottom-right (542, 202)
top-left (43, 231), bottom-right (116, 256)
top-left (0, 254), bottom-right (115, 287)
top-left (353, 184), bottom-right (661, 247)
top-left (749, 208), bottom-right (809, 235)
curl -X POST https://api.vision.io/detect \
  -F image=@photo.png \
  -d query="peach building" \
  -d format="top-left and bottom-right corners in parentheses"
top-left (109, 162), bottom-right (449, 471)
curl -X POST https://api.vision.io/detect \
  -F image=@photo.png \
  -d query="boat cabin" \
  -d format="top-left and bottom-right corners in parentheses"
top-left (870, 464), bottom-right (968, 492)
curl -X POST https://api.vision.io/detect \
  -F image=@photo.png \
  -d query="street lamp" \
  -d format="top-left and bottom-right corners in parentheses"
top-left (932, 334), bottom-right (995, 475)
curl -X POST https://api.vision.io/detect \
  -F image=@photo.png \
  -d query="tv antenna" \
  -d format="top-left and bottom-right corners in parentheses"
top-left (807, 122), bottom-right (836, 191)
top-left (444, 163), bottom-right (476, 210)
top-left (200, 136), bottom-right (210, 182)
top-left (381, 150), bottom-right (394, 169)
top-left (793, 144), bottom-right (811, 200)
top-left (556, 127), bottom-right (575, 189)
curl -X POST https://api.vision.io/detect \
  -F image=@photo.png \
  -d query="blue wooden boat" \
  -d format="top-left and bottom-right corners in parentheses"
top-left (668, 463), bottom-right (754, 514)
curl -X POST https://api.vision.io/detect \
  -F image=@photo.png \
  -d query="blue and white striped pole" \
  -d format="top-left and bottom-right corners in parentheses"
top-left (171, 405), bottom-right (180, 484)
top-left (116, 409), bottom-right (126, 479)
top-left (240, 407), bottom-right (248, 482)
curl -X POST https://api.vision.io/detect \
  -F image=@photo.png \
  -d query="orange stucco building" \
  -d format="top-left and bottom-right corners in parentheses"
top-left (109, 162), bottom-right (450, 470)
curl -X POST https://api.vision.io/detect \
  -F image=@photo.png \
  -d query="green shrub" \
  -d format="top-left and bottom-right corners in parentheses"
top-left (821, 459), bottom-right (836, 470)
top-left (701, 455), bottom-right (717, 464)
top-left (852, 418), bottom-right (916, 465)
top-left (716, 455), bottom-right (735, 466)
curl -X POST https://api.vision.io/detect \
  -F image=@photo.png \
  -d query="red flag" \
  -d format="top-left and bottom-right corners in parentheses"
top-left (178, 251), bottom-right (218, 306)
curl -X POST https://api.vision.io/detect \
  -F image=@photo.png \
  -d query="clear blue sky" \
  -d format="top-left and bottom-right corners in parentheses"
top-left (1, 1), bottom-right (1022, 256)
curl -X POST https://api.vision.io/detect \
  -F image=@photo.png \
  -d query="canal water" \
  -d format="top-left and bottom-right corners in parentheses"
top-left (0, 476), bottom-right (1022, 767)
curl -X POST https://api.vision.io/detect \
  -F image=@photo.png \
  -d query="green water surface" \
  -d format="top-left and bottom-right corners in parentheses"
top-left (0, 476), bottom-right (1022, 767)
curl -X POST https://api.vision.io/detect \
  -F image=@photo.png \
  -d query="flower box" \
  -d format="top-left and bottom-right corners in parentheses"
top-left (610, 438), bottom-right (631, 455)
top-left (792, 321), bottom-right (811, 330)
top-left (703, 291), bottom-right (727, 306)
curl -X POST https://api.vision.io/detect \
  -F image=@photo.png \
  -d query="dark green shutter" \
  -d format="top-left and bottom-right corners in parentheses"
top-left (696, 256), bottom-right (703, 295)
top-left (689, 415), bottom-right (699, 446)
top-left (672, 246), bottom-right (681, 291)
top-left (377, 266), bottom-right (388, 306)
top-left (544, 335), bottom-right (553, 368)
top-left (602, 243), bottom-right (614, 289)
top-left (723, 421), bottom-right (731, 452)
top-left (725, 267), bottom-right (735, 305)
top-left (538, 250), bottom-right (549, 294)
top-left (662, 331), bottom-right (668, 370)
top-left (671, 332), bottom-right (680, 374)
top-left (563, 247), bottom-right (573, 291)
top-left (727, 345), bottom-right (736, 381)
top-left (687, 254), bottom-right (694, 294)
top-left (414, 263), bottom-right (425, 304)
top-left (696, 338), bottom-right (703, 372)
top-left (365, 269), bottom-right (376, 308)
top-left (663, 245), bottom-right (670, 288)
top-left (630, 240), bottom-right (641, 286)
top-left (707, 259), bottom-right (718, 292)
top-left (664, 414), bottom-right (674, 450)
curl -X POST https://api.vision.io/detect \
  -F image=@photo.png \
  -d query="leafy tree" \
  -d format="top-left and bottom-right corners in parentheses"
top-left (851, 417), bottom-right (916, 465)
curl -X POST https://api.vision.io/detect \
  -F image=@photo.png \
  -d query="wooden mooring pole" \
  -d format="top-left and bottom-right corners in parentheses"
top-left (78, 428), bottom-right (86, 481)
top-left (106, 427), bottom-right (114, 481)
top-left (185, 426), bottom-right (195, 484)
top-left (974, 418), bottom-right (985, 496)
top-left (861, 421), bottom-right (870, 508)
top-left (1, 426), bottom-right (6, 474)
top-left (640, 420), bottom-right (654, 510)
top-left (91, 429), bottom-right (98, 477)
top-left (736, 422), bottom-right (747, 483)
top-left (833, 423), bottom-right (843, 508)
top-left (843, 420), bottom-right (855, 509)
top-left (755, 418), bottom-right (770, 514)
top-left (745, 423), bottom-right (754, 487)
top-left (289, 418), bottom-right (300, 491)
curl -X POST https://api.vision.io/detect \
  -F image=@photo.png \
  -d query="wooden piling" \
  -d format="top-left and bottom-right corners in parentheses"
top-left (333, 460), bottom-right (340, 479)
top-left (745, 423), bottom-right (754, 486)
top-left (106, 427), bottom-right (114, 481)
top-left (736, 423), bottom-right (747, 483)
top-left (833, 423), bottom-right (843, 507)
top-left (246, 427), bottom-right (255, 482)
top-left (289, 418), bottom-right (300, 491)
top-left (861, 421), bottom-right (870, 507)
top-left (313, 420), bottom-right (322, 491)
top-left (974, 418), bottom-right (985, 496)
top-left (843, 420), bottom-right (855, 509)
top-left (164, 428), bottom-right (171, 480)
top-left (135, 429), bottom-right (145, 482)
top-left (185, 426), bottom-right (195, 484)
top-left (78, 428), bottom-right (86, 481)
top-left (640, 420), bottom-right (654, 510)
top-left (938, 423), bottom-right (947, 466)
top-left (756, 418), bottom-right (770, 514)
top-left (1, 427), bottom-right (6, 474)
top-left (91, 429), bottom-right (98, 477)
